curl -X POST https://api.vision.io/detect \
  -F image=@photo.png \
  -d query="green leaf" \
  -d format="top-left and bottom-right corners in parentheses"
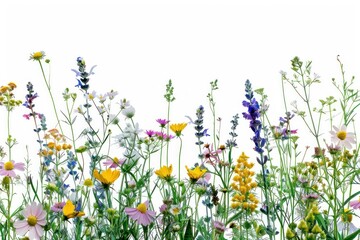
top-left (344, 228), bottom-right (360, 240)
top-left (184, 219), bottom-right (193, 240)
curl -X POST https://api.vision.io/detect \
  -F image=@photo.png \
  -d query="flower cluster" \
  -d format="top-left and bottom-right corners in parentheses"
top-left (1, 53), bottom-right (360, 240)
top-left (230, 152), bottom-right (259, 212)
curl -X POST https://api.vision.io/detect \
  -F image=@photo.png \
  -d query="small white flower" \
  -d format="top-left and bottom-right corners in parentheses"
top-left (86, 90), bottom-right (97, 101)
top-left (107, 90), bottom-right (118, 100)
top-left (119, 98), bottom-right (130, 109)
top-left (122, 105), bottom-right (135, 118)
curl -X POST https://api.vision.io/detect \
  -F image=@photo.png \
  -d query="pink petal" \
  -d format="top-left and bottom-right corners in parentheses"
top-left (14, 162), bottom-right (25, 171)
top-left (14, 221), bottom-right (30, 236)
top-left (28, 226), bottom-right (40, 240)
top-left (34, 224), bottom-right (44, 238)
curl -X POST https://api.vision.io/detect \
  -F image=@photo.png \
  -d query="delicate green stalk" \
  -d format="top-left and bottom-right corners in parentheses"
top-left (38, 60), bottom-right (64, 134)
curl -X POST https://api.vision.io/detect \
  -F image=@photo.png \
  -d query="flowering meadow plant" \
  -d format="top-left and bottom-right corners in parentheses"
top-left (1, 52), bottom-right (360, 240)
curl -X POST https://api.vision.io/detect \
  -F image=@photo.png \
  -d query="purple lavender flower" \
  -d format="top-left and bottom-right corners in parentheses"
top-left (242, 80), bottom-right (267, 164)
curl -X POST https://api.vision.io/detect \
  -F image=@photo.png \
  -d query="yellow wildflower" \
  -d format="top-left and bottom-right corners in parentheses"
top-left (93, 168), bottom-right (120, 187)
top-left (185, 165), bottom-right (206, 183)
top-left (170, 123), bottom-right (187, 137)
top-left (63, 200), bottom-right (85, 219)
top-left (155, 165), bottom-right (173, 180)
top-left (29, 51), bottom-right (45, 61)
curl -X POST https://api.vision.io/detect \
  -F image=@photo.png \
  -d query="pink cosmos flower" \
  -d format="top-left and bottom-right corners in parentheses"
top-left (125, 200), bottom-right (156, 226)
top-left (13, 202), bottom-right (46, 240)
top-left (330, 125), bottom-right (356, 149)
top-left (51, 202), bottom-right (66, 212)
top-left (0, 160), bottom-right (25, 177)
top-left (350, 197), bottom-right (360, 210)
top-left (103, 157), bottom-right (125, 168)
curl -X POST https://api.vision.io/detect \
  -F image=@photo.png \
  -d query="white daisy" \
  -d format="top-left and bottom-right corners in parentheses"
top-left (330, 125), bottom-right (356, 149)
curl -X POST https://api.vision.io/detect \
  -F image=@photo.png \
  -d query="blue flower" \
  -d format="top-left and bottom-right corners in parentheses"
top-left (242, 80), bottom-right (268, 161)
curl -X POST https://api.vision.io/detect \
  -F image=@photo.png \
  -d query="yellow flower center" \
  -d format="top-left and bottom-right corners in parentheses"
top-left (136, 203), bottom-right (147, 213)
top-left (113, 157), bottom-right (119, 164)
top-left (4, 161), bottom-right (14, 171)
top-left (27, 215), bottom-right (38, 226)
top-left (32, 52), bottom-right (43, 59)
top-left (337, 131), bottom-right (347, 140)
top-left (172, 207), bottom-right (180, 215)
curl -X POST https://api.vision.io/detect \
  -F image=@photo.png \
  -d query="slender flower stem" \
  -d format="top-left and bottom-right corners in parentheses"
top-left (38, 61), bottom-right (64, 134)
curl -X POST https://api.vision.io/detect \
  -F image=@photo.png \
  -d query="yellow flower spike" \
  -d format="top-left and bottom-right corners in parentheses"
top-left (63, 200), bottom-right (85, 219)
top-left (185, 165), bottom-right (206, 183)
top-left (170, 123), bottom-right (187, 137)
top-left (155, 165), bottom-right (173, 180)
top-left (93, 168), bottom-right (120, 187)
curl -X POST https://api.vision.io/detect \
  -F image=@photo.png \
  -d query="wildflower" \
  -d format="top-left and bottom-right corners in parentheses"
top-left (63, 200), bottom-right (85, 219)
top-left (51, 202), bottom-right (66, 212)
top-left (155, 165), bottom-right (173, 180)
top-left (330, 125), bottom-right (356, 149)
top-left (93, 168), bottom-right (120, 187)
top-left (337, 208), bottom-right (358, 234)
top-left (170, 123), bottom-right (187, 137)
top-left (122, 105), bottom-right (135, 118)
top-left (72, 57), bottom-right (97, 91)
top-left (242, 80), bottom-right (267, 157)
top-left (169, 205), bottom-right (181, 215)
top-left (117, 98), bottom-right (129, 109)
top-left (13, 202), bottom-right (46, 240)
top-left (145, 130), bottom-right (155, 138)
top-left (83, 178), bottom-right (94, 188)
top-left (213, 220), bottom-right (226, 234)
top-left (125, 200), bottom-right (156, 226)
top-left (230, 152), bottom-right (259, 212)
top-left (0, 160), bottom-right (25, 177)
top-left (103, 157), bottom-right (125, 168)
top-left (156, 118), bottom-right (169, 127)
top-left (29, 51), bottom-right (45, 61)
top-left (185, 165), bottom-right (207, 183)
top-left (350, 197), bottom-right (360, 209)
top-left (202, 143), bottom-right (221, 165)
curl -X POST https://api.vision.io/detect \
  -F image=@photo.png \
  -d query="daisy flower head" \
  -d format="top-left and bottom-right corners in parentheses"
top-left (330, 125), bottom-right (356, 149)
top-left (170, 123), bottom-right (187, 137)
top-left (125, 200), bottom-right (156, 226)
top-left (13, 202), bottom-right (46, 240)
top-left (0, 160), bottom-right (25, 177)
top-left (169, 205), bottom-right (181, 215)
top-left (29, 51), bottom-right (45, 61)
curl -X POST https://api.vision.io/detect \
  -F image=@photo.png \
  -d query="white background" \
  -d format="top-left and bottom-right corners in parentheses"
top-left (2, 0), bottom-right (360, 227)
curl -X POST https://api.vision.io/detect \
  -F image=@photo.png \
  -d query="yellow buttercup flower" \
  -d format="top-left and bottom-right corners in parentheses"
top-left (170, 123), bottom-right (187, 137)
top-left (185, 165), bottom-right (206, 183)
top-left (63, 200), bottom-right (85, 219)
top-left (155, 165), bottom-right (173, 180)
top-left (93, 168), bottom-right (120, 187)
